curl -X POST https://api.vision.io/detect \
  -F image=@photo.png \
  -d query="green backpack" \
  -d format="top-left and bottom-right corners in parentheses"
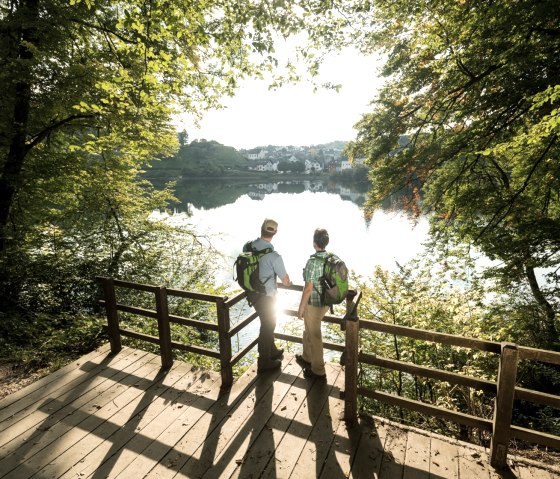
top-left (319, 253), bottom-right (349, 306)
top-left (234, 241), bottom-right (273, 295)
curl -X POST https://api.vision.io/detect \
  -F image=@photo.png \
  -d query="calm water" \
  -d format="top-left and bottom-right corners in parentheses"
top-left (157, 178), bottom-right (429, 287)
top-left (155, 178), bottom-right (429, 304)
top-left (153, 178), bottom-right (430, 353)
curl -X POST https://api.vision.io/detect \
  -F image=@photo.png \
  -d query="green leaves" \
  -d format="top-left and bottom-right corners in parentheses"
top-left (1, 0), bottom-right (351, 322)
top-left (344, 0), bottom-right (560, 346)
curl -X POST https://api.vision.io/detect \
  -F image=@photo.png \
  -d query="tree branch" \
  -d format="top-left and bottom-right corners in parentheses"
top-left (475, 135), bottom-right (557, 242)
top-left (26, 113), bottom-right (96, 151)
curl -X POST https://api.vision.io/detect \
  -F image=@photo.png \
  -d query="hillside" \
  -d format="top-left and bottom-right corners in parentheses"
top-left (146, 139), bottom-right (250, 178)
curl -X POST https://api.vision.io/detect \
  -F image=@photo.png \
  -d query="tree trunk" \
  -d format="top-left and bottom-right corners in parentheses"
top-left (525, 264), bottom-right (559, 350)
top-left (0, 0), bottom-right (38, 252)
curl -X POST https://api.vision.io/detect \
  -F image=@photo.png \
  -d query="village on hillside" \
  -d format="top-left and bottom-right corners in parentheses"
top-left (238, 143), bottom-right (366, 174)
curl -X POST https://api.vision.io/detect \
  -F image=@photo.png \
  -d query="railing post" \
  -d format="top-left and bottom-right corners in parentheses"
top-left (155, 286), bottom-right (173, 369)
top-left (217, 298), bottom-right (233, 390)
top-left (343, 290), bottom-right (359, 425)
top-left (101, 277), bottom-right (122, 354)
top-left (490, 342), bottom-right (519, 469)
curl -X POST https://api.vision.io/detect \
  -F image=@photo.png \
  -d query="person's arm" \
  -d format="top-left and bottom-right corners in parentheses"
top-left (273, 254), bottom-right (291, 288)
top-left (298, 281), bottom-right (313, 319)
top-left (281, 274), bottom-right (292, 287)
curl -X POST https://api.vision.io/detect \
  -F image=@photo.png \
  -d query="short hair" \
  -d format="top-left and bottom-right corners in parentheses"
top-left (261, 218), bottom-right (278, 237)
top-left (313, 228), bottom-right (329, 249)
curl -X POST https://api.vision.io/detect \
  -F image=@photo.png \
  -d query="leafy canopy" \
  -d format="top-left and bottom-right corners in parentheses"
top-left (0, 0), bottom-right (349, 327)
top-left (340, 0), bottom-right (560, 346)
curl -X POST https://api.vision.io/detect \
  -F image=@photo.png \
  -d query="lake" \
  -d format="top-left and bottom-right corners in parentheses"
top-left (153, 178), bottom-right (430, 353)
top-left (155, 178), bottom-right (429, 287)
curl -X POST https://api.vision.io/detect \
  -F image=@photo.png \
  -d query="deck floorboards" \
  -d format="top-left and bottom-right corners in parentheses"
top-left (0, 345), bottom-right (558, 479)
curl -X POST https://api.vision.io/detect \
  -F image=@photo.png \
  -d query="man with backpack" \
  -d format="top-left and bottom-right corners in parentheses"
top-left (244, 218), bottom-right (292, 372)
top-left (297, 228), bottom-right (345, 379)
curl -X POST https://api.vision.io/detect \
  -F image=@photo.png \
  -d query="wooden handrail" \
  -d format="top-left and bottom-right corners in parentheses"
top-left (359, 352), bottom-right (497, 393)
top-left (359, 318), bottom-right (502, 353)
top-left (96, 276), bottom-right (560, 470)
top-left (350, 318), bottom-right (560, 469)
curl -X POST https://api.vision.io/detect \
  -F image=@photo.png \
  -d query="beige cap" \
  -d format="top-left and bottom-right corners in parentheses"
top-left (262, 218), bottom-right (278, 235)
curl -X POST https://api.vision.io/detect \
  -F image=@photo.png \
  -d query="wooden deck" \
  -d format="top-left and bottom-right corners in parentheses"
top-left (1, 344), bottom-right (558, 479)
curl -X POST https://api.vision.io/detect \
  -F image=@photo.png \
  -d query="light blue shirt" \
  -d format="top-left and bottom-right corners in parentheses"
top-left (251, 238), bottom-right (287, 296)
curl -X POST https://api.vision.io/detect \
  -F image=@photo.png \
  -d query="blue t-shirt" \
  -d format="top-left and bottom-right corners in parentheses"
top-left (250, 238), bottom-right (287, 296)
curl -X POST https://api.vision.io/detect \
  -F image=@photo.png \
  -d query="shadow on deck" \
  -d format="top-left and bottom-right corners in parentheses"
top-left (0, 344), bottom-right (558, 479)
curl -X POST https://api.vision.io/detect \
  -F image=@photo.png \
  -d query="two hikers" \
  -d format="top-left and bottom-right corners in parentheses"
top-left (240, 219), bottom-right (344, 379)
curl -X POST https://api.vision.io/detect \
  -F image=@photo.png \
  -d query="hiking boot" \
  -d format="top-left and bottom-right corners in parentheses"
top-left (295, 354), bottom-right (311, 369)
top-left (271, 348), bottom-right (284, 360)
top-left (303, 367), bottom-right (326, 380)
top-left (257, 358), bottom-right (282, 372)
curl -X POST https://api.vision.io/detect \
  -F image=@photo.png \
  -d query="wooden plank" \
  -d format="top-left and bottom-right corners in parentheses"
top-left (403, 430), bottom-right (431, 478)
top-left (429, 435), bottom-right (459, 478)
top-left (490, 343), bottom-right (518, 469)
top-left (515, 463), bottom-right (553, 479)
top-left (349, 419), bottom-right (392, 479)
top-left (0, 346), bottom-right (138, 440)
top-left (54, 361), bottom-right (205, 479)
top-left (289, 363), bottom-right (349, 479)
top-left (264, 362), bottom-right (345, 479)
top-left (0, 343), bottom-right (112, 423)
top-left (141, 359), bottom-right (270, 478)
top-left (377, 422), bottom-right (408, 478)
top-left (344, 313), bottom-right (359, 424)
top-left (0, 351), bottom-right (158, 477)
top-left (185, 358), bottom-right (303, 479)
top-left (2, 354), bottom-right (164, 478)
top-left (0, 347), bottom-right (148, 458)
top-left (233, 362), bottom-right (339, 479)
top-left (225, 367), bottom-right (311, 479)
top-left (457, 446), bottom-right (491, 479)
top-left (110, 365), bottom-right (226, 478)
top-left (358, 319), bottom-right (501, 353)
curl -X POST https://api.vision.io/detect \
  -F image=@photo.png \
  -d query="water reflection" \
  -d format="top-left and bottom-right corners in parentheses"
top-left (153, 178), bottom-right (429, 356)
top-left (166, 178), bottom-right (370, 212)
top-left (154, 178), bottom-right (428, 289)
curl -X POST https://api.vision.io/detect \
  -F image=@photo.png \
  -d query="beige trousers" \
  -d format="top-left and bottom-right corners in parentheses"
top-left (302, 304), bottom-right (329, 375)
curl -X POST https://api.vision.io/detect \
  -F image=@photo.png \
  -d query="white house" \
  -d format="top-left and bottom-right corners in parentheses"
top-left (247, 149), bottom-right (267, 160)
top-left (340, 160), bottom-right (352, 171)
top-left (305, 159), bottom-right (322, 173)
top-left (254, 160), bottom-right (278, 172)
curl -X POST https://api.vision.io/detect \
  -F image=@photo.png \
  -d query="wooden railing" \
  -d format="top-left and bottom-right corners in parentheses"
top-left (342, 309), bottom-right (560, 468)
top-left (99, 277), bottom-right (249, 388)
top-left (97, 277), bottom-right (560, 469)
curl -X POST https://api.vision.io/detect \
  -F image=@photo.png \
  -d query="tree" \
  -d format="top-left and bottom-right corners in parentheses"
top-left (0, 0), bottom-right (330, 314)
top-left (0, 0), bottom-right (321, 252)
top-left (178, 130), bottom-right (188, 147)
top-left (344, 0), bottom-right (560, 349)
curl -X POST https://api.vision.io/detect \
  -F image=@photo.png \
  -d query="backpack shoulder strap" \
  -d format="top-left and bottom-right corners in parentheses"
top-left (243, 240), bottom-right (273, 256)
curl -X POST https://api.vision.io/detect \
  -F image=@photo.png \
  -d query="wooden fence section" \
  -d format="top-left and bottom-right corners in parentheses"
top-left (97, 277), bottom-right (360, 390)
top-left (342, 314), bottom-right (560, 468)
top-left (99, 276), bottom-right (247, 388)
top-left (96, 277), bottom-right (560, 470)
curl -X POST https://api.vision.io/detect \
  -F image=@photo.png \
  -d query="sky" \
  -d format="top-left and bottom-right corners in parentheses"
top-left (176, 47), bottom-right (385, 150)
